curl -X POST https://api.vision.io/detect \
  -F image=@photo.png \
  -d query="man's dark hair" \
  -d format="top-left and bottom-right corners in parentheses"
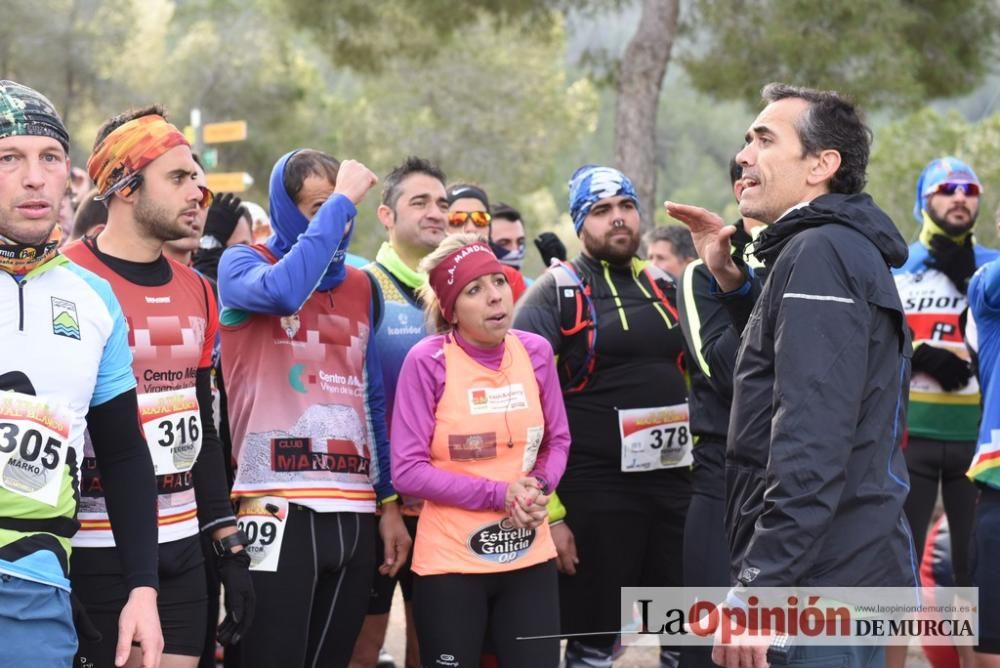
top-left (71, 188), bottom-right (108, 240)
top-left (645, 225), bottom-right (697, 261)
top-left (761, 82), bottom-right (871, 195)
top-left (491, 202), bottom-right (522, 223)
top-left (381, 157), bottom-right (447, 210)
top-left (729, 154), bottom-right (743, 186)
top-left (93, 104), bottom-right (167, 149)
top-left (283, 149), bottom-right (340, 204)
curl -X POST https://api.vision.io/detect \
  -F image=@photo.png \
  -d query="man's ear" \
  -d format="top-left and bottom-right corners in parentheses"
top-left (376, 204), bottom-right (394, 231)
top-left (808, 149), bottom-right (841, 186)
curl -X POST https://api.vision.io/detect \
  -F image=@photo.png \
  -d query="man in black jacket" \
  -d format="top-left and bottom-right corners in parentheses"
top-left (668, 82), bottom-right (917, 668)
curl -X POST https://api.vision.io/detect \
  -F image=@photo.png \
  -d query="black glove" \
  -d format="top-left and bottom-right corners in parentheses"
top-left (204, 193), bottom-right (246, 247)
top-left (534, 232), bottom-right (567, 267)
top-left (217, 548), bottom-right (255, 645)
top-left (911, 344), bottom-right (972, 392)
top-left (924, 234), bottom-right (976, 294)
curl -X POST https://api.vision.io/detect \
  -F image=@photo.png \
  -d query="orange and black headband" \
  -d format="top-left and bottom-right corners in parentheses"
top-left (87, 115), bottom-right (194, 203)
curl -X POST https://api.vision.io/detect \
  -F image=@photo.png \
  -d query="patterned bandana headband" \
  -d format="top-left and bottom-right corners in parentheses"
top-left (429, 242), bottom-right (504, 324)
top-left (0, 81), bottom-right (66, 276)
top-left (568, 164), bottom-right (638, 235)
top-left (87, 115), bottom-right (190, 202)
top-left (0, 80), bottom-right (70, 152)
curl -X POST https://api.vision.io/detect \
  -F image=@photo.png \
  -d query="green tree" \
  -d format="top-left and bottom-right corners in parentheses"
top-left (281, 0), bottom-right (679, 234)
top-left (681, 0), bottom-right (1000, 110)
top-left (1, 0), bottom-right (347, 202)
top-left (655, 70), bottom-right (752, 224)
top-left (614, 0), bottom-right (680, 230)
top-left (153, 0), bottom-right (340, 203)
top-left (323, 14), bottom-right (599, 258)
top-left (0, 0), bottom-right (136, 157)
top-left (278, 0), bottom-right (576, 73)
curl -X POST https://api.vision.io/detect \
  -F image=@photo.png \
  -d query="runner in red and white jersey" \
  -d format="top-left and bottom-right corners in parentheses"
top-left (64, 105), bottom-right (253, 668)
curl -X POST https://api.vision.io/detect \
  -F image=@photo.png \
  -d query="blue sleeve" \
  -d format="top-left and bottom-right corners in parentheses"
top-left (974, 245), bottom-right (1000, 269)
top-left (970, 258), bottom-right (1000, 316)
top-left (90, 278), bottom-right (137, 406)
top-left (217, 194), bottom-right (357, 316)
top-left (365, 298), bottom-right (395, 502)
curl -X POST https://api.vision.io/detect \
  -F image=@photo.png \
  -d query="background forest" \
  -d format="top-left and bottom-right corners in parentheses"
top-left (5, 0), bottom-right (1000, 275)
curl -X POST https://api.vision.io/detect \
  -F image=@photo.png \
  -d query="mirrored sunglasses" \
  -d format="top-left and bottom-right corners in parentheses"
top-left (931, 182), bottom-right (981, 197)
top-left (447, 211), bottom-right (492, 228)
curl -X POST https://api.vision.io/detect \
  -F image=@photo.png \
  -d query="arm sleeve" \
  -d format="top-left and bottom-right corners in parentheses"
top-left (365, 299), bottom-right (395, 502)
top-left (547, 491), bottom-right (567, 522)
top-left (512, 271), bottom-right (562, 352)
top-left (520, 332), bottom-right (570, 491)
top-left (192, 368), bottom-right (236, 533)
top-left (90, 283), bottom-right (137, 407)
top-left (970, 258), bottom-right (1000, 316)
top-left (390, 340), bottom-right (508, 512)
top-left (87, 390), bottom-right (159, 591)
top-left (681, 262), bottom-right (746, 400)
top-left (217, 194), bottom-right (357, 316)
top-left (738, 234), bottom-right (872, 586)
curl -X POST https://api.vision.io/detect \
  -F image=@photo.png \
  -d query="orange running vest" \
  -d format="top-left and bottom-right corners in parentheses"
top-left (412, 334), bottom-right (556, 576)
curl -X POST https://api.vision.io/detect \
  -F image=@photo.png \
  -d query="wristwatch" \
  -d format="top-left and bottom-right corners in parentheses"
top-left (198, 235), bottom-right (223, 250)
top-left (212, 528), bottom-right (250, 557)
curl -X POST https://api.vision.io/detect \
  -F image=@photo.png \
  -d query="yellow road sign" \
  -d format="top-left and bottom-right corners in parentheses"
top-left (206, 172), bottom-right (253, 193)
top-left (203, 120), bottom-right (247, 144)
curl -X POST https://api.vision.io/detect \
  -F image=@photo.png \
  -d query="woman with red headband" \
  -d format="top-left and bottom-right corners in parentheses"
top-left (391, 234), bottom-right (570, 667)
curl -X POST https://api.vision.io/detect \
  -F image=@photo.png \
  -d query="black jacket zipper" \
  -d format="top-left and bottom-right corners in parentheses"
top-left (18, 279), bottom-right (26, 331)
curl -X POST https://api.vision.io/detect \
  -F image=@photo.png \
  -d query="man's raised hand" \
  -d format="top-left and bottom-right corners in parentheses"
top-left (665, 201), bottom-right (743, 292)
top-left (334, 159), bottom-right (379, 206)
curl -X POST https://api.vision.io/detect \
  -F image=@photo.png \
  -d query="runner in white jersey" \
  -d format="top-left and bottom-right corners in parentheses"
top-left (0, 80), bottom-right (163, 668)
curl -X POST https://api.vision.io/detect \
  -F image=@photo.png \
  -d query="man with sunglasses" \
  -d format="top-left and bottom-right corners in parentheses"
top-left (892, 157), bottom-right (999, 596)
top-left (445, 184), bottom-right (527, 302)
top-left (63, 106), bottom-right (253, 668)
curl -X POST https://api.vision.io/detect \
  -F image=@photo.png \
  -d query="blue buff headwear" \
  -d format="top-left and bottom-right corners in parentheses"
top-left (912, 157), bottom-right (981, 224)
top-left (568, 165), bottom-right (638, 235)
top-left (266, 149), bottom-right (354, 291)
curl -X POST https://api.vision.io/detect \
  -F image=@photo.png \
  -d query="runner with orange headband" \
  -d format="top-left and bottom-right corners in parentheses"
top-left (64, 105), bottom-right (252, 668)
top-left (391, 234), bottom-right (570, 667)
